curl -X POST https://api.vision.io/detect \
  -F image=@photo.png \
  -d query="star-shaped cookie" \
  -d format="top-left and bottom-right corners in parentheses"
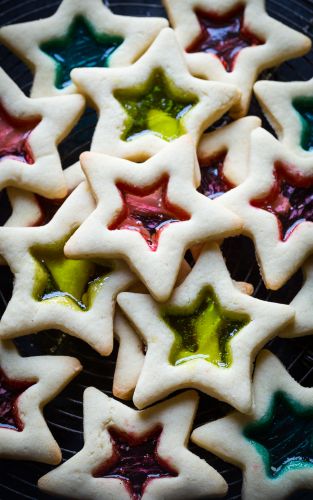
top-left (217, 127), bottom-right (313, 290)
top-left (117, 242), bottom-right (293, 412)
top-left (0, 339), bottom-right (81, 464)
top-left (192, 350), bottom-right (313, 499)
top-left (0, 69), bottom-right (84, 198)
top-left (38, 389), bottom-right (227, 499)
top-left (197, 115), bottom-right (261, 199)
top-left (0, 182), bottom-right (136, 355)
top-left (70, 27), bottom-right (240, 162)
top-left (64, 136), bottom-right (241, 301)
top-left (0, 0), bottom-right (168, 97)
top-left (255, 78), bottom-right (313, 161)
top-left (163, 0), bottom-right (311, 117)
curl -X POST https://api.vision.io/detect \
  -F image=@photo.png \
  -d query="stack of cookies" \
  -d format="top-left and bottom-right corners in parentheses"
top-left (0, 0), bottom-right (313, 498)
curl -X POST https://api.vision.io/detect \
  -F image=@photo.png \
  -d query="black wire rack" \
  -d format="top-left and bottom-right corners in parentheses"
top-left (0, 0), bottom-right (313, 499)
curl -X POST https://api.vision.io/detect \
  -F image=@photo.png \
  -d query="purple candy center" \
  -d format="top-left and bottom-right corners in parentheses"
top-left (94, 427), bottom-right (177, 499)
top-left (187, 8), bottom-right (263, 71)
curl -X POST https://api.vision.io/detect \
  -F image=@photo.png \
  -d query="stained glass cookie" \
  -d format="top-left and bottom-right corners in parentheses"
top-left (117, 242), bottom-right (293, 412)
top-left (0, 69), bottom-right (84, 198)
top-left (0, 182), bottom-right (136, 355)
top-left (64, 136), bottom-right (242, 302)
top-left (163, 0), bottom-right (311, 117)
top-left (255, 78), bottom-right (313, 161)
top-left (0, 340), bottom-right (81, 464)
top-left (218, 127), bottom-right (313, 290)
top-left (192, 350), bottom-right (313, 499)
top-left (38, 389), bottom-right (227, 499)
top-left (0, 0), bottom-right (168, 97)
top-left (71, 27), bottom-right (240, 163)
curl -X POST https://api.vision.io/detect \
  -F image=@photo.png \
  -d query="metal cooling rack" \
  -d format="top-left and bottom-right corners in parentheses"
top-left (0, 0), bottom-right (313, 498)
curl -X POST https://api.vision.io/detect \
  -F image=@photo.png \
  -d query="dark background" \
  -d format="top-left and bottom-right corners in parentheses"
top-left (0, 0), bottom-right (313, 498)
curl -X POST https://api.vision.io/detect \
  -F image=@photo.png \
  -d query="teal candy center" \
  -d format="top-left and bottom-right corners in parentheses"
top-left (162, 287), bottom-right (249, 367)
top-left (40, 16), bottom-right (123, 89)
top-left (293, 97), bottom-right (313, 152)
top-left (114, 71), bottom-right (198, 142)
top-left (31, 236), bottom-right (112, 311)
top-left (244, 391), bottom-right (313, 478)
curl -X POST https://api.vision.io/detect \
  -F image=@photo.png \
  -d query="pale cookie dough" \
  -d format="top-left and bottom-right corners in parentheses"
top-left (192, 349), bottom-right (313, 500)
top-left (38, 389), bottom-right (228, 499)
top-left (279, 256), bottom-right (313, 339)
top-left (117, 242), bottom-right (293, 413)
top-left (64, 136), bottom-right (242, 302)
top-left (255, 78), bottom-right (313, 162)
top-left (197, 116), bottom-right (261, 197)
top-left (0, 69), bottom-right (84, 198)
top-left (0, 0), bottom-right (168, 97)
top-left (113, 308), bottom-right (145, 401)
top-left (71, 27), bottom-right (240, 164)
top-left (0, 182), bottom-right (136, 355)
top-left (163, 0), bottom-right (311, 117)
top-left (0, 339), bottom-right (81, 464)
top-left (217, 127), bottom-right (313, 290)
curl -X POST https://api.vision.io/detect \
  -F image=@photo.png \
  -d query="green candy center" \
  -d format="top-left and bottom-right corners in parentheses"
top-left (31, 237), bottom-right (111, 311)
top-left (115, 71), bottom-right (198, 142)
top-left (40, 16), bottom-right (123, 89)
top-left (293, 97), bottom-right (313, 152)
top-left (244, 391), bottom-right (313, 478)
top-left (162, 287), bottom-right (249, 367)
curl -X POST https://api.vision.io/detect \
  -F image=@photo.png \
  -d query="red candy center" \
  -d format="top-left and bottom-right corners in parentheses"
top-left (0, 104), bottom-right (41, 164)
top-left (251, 162), bottom-right (313, 241)
top-left (93, 427), bottom-right (177, 499)
top-left (0, 368), bottom-right (35, 431)
top-left (198, 152), bottom-right (234, 199)
top-left (187, 8), bottom-right (263, 72)
top-left (109, 177), bottom-right (190, 251)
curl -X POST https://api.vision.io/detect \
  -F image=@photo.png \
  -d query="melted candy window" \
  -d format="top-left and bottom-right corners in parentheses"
top-left (187, 8), bottom-right (264, 72)
top-left (0, 104), bottom-right (41, 164)
top-left (251, 163), bottom-right (313, 241)
top-left (293, 97), bottom-right (313, 152)
top-left (114, 71), bottom-right (198, 142)
top-left (31, 236), bottom-right (112, 311)
top-left (93, 427), bottom-right (177, 499)
top-left (109, 177), bottom-right (190, 251)
top-left (244, 391), bottom-right (313, 478)
top-left (40, 16), bottom-right (123, 89)
top-left (162, 287), bottom-right (249, 367)
top-left (198, 152), bottom-right (234, 199)
top-left (0, 368), bottom-right (35, 431)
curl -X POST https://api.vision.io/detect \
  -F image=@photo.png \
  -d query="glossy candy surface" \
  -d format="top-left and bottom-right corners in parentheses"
top-left (244, 391), bottom-right (313, 477)
top-left (293, 97), bottom-right (313, 152)
top-left (0, 368), bottom-right (35, 431)
top-left (251, 164), bottom-right (313, 241)
top-left (94, 427), bottom-right (177, 499)
top-left (0, 105), bottom-right (40, 164)
top-left (198, 153), bottom-right (233, 199)
top-left (163, 287), bottom-right (248, 367)
top-left (115, 71), bottom-right (197, 141)
top-left (31, 237), bottom-right (111, 310)
top-left (109, 178), bottom-right (190, 251)
top-left (41, 16), bottom-right (123, 89)
top-left (187, 8), bottom-right (263, 72)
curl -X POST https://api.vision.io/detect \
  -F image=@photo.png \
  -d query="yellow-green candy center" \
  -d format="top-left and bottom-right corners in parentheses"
top-left (115, 71), bottom-right (197, 142)
top-left (162, 288), bottom-right (249, 367)
top-left (31, 238), bottom-right (111, 311)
